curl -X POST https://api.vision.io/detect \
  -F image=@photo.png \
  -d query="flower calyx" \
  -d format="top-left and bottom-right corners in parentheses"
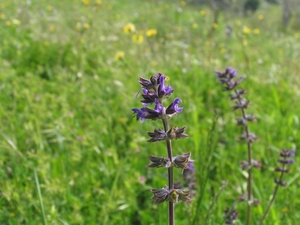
top-left (230, 89), bottom-right (246, 100)
top-left (147, 126), bottom-right (188, 142)
top-left (232, 99), bottom-right (250, 110)
top-left (148, 155), bottom-right (171, 168)
top-left (240, 159), bottom-right (261, 170)
top-left (148, 152), bottom-right (194, 169)
top-left (151, 185), bottom-right (192, 204)
top-left (173, 152), bottom-right (194, 169)
top-left (239, 132), bottom-right (258, 143)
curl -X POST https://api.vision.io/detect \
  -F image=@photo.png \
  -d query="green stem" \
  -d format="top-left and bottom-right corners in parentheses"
top-left (258, 165), bottom-right (286, 225)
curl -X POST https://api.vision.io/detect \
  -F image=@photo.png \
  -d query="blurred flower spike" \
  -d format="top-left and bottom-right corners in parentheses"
top-left (215, 67), bottom-right (243, 91)
top-left (224, 207), bottom-right (238, 225)
top-left (274, 148), bottom-right (295, 186)
top-left (123, 23), bottom-right (136, 34)
top-left (146, 29), bottom-right (157, 37)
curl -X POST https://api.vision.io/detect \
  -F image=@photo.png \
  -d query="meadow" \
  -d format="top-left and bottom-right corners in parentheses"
top-left (0, 0), bottom-right (300, 224)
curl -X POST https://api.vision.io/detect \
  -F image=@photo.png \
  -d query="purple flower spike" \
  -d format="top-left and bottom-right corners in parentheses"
top-left (166, 98), bottom-right (183, 115)
top-left (215, 67), bottom-right (242, 91)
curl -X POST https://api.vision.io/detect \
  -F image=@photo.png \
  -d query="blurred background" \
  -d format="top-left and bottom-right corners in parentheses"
top-left (0, 0), bottom-right (300, 224)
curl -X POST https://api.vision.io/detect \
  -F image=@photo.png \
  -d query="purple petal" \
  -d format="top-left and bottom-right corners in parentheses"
top-left (132, 108), bottom-right (147, 121)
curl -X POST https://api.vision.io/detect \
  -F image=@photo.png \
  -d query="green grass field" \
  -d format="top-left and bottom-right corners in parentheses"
top-left (0, 0), bottom-right (299, 224)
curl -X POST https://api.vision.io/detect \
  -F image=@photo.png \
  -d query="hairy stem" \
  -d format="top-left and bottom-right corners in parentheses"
top-left (163, 118), bottom-right (174, 225)
top-left (258, 165), bottom-right (286, 225)
top-left (235, 90), bottom-right (252, 225)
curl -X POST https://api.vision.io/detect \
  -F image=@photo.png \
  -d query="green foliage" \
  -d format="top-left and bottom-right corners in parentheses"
top-left (245, 0), bottom-right (260, 14)
top-left (0, 0), bottom-right (300, 224)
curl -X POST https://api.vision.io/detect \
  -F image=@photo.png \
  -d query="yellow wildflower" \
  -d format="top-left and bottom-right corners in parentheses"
top-left (253, 29), bottom-right (260, 35)
top-left (83, 23), bottom-right (90, 29)
top-left (5, 20), bottom-right (11, 26)
top-left (95, 0), bottom-right (102, 4)
top-left (119, 118), bottom-right (126, 124)
top-left (132, 34), bottom-right (144, 43)
top-left (258, 15), bottom-right (264, 21)
top-left (295, 33), bottom-right (300, 39)
top-left (49, 24), bottom-right (55, 31)
top-left (12, 19), bottom-right (20, 25)
top-left (243, 26), bottom-right (251, 34)
top-left (46, 5), bottom-right (53, 11)
top-left (281, 207), bottom-right (288, 213)
top-left (200, 10), bottom-right (206, 16)
top-left (180, 1), bottom-right (186, 6)
top-left (235, 21), bottom-right (241, 27)
top-left (0, 13), bottom-right (6, 19)
top-left (114, 51), bottom-right (125, 61)
top-left (220, 48), bottom-right (226, 54)
top-left (81, 0), bottom-right (91, 6)
top-left (212, 23), bottom-right (218, 29)
top-left (123, 23), bottom-right (135, 34)
top-left (192, 23), bottom-right (198, 29)
top-left (75, 22), bottom-right (82, 31)
top-left (151, 61), bottom-right (158, 66)
top-left (146, 29), bottom-right (157, 37)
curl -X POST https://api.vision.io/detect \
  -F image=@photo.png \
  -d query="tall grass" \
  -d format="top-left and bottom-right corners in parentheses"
top-left (0, 0), bottom-right (299, 224)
